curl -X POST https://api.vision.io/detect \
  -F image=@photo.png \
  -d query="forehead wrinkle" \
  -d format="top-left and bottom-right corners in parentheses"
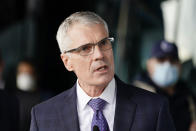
top-left (68, 24), bottom-right (108, 49)
top-left (78, 36), bottom-right (108, 49)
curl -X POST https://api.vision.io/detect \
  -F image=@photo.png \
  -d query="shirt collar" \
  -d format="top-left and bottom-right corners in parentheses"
top-left (76, 77), bottom-right (116, 110)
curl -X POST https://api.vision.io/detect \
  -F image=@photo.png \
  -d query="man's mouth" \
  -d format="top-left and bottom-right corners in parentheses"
top-left (95, 65), bottom-right (108, 72)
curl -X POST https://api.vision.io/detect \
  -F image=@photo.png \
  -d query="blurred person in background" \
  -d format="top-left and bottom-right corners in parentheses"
top-left (134, 40), bottom-right (196, 131)
top-left (0, 49), bottom-right (19, 131)
top-left (16, 59), bottom-right (39, 92)
top-left (15, 58), bottom-right (53, 131)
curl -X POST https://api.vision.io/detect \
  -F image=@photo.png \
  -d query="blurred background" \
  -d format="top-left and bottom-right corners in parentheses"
top-left (1, 0), bottom-right (196, 94)
top-left (0, 0), bottom-right (196, 130)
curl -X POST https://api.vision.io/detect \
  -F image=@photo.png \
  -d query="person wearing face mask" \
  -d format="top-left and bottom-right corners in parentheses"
top-left (134, 40), bottom-right (196, 131)
top-left (15, 59), bottom-right (40, 131)
top-left (16, 60), bottom-right (37, 92)
top-left (15, 58), bottom-right (53, 131)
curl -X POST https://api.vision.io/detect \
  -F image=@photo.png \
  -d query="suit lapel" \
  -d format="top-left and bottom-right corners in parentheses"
top-left (55, 85), bottom-right (80, 131)
top-left (113, 77), bottom-right (137, 131)
top-left (52, 77), bottom-right (136, 131)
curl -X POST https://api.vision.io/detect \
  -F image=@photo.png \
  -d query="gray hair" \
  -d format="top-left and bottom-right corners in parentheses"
top-left (56, 11), bottom-right (109, 53)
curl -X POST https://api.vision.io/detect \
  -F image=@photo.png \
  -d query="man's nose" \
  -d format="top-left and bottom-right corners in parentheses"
top-left (93, 45), bottom-right (104, 60)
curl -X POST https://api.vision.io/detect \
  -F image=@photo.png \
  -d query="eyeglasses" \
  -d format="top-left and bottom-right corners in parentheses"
top-left (63, 37), bottom-right (114, 56)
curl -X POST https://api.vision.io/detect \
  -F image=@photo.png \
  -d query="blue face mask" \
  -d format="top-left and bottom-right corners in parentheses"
top-left (151, 61), bottom-right (179, 88)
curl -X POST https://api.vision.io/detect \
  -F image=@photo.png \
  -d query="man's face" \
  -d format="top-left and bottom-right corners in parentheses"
top-left (61, 23), bottom-right (115, 88)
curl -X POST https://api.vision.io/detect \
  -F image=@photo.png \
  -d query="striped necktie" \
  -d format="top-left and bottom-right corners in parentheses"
top-left (88, 98), bottom-right (109, 131)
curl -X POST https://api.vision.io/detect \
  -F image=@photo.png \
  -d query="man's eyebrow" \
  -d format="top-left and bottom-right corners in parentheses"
top-left (80, 37), bottom-right (107, 46)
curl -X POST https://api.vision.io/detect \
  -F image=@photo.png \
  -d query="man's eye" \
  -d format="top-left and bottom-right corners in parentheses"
top-left (100, 40), bottom-right (107, 46)
top-left (81, 45), bottom-right (92, 52)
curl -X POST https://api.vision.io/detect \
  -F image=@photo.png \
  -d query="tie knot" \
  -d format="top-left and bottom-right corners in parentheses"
top-left (88, 98), bottom-right (106, 111)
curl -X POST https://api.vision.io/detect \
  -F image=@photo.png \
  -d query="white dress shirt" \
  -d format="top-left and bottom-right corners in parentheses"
top-left (76, 78), bottom-right (116, 131)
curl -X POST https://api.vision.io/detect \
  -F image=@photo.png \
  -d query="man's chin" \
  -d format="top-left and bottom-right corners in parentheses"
top-left (93, 74), bottom-right (113, 86)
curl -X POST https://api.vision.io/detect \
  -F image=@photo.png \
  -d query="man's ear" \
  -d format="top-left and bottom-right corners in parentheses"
top-left (60, 54), bottom-right (73, 71)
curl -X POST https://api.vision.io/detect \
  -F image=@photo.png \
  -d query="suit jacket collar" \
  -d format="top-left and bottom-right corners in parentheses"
top-left (55, 84), bottom-right (80, 131)
top-left (113, 76), bottom-right (137, 131)
top-left (57, 76), bottom-right (137, 131)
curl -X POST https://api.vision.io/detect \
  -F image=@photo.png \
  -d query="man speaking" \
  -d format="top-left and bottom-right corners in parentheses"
top-left (30, 11), bottom-right (175, 131)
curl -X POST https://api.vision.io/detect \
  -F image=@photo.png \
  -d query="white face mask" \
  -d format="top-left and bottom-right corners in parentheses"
top-left (151, 61), bottom-right (179, 88)
top-left (17, 73), bottom-right (36, 92)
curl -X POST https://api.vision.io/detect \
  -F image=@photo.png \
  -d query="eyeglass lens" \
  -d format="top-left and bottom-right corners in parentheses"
top-left (80, 38), bottom-right (112, 55)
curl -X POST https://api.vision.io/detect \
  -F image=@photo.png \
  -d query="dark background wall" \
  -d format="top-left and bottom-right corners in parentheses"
top-left (0, 0), bottom-right (165, 94)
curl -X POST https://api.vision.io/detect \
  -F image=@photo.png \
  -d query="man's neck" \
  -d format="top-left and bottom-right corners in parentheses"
top-left (78, 81), bottom-right (108, 97)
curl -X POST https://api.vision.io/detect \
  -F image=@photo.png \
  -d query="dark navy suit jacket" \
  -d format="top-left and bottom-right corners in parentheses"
top-left (30, 76), bottom-right (176, 131)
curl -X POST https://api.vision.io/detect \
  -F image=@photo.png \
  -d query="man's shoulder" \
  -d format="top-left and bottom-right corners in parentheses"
top-left (32, 86), bottom-right (75, 112)
top-left (131, 84), bottom-right (167, 104)
top-left (116, 76), bottom-right (167, 106)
